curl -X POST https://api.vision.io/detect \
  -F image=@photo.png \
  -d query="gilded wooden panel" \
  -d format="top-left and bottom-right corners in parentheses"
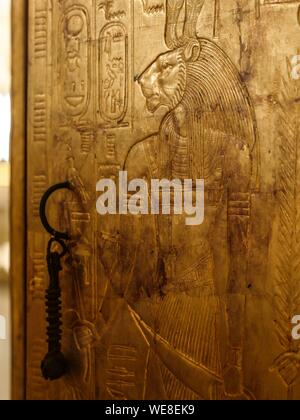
top-left (25, 0), bottom-right (300, 400)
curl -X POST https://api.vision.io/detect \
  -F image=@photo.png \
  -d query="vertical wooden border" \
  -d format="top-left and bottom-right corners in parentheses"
top-left (11, 0), bottom-right (28, 400)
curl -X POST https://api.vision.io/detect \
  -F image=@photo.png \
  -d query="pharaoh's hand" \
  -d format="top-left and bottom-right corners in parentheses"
top-left (215, 367), bottom-right (255, 400)
top-left (69, 171), bottom-right (90, 203)
top-left (70, 317), bottom-right (104, 385)
top-left (73, 325), bottom-right (96, 351)
top-left (223, 364), bottom-right (244, 398)
top-left (66, 311), bottom-right (103, 352)
top-left (272, 352), bottom-right (300, 386)
top-left (213, 380), bottom-right (255, 400)
top-left (222, 349), bottom-right (255, 400)
top-left (67, 160), bottom-right (90, 203)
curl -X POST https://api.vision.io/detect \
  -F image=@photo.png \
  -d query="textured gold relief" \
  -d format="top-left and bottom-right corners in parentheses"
top-left (119, 0), bottom-right (257, 400)
top-left (141, 0), bottom-right (165, 14)
top-left (99, 22), bottom-right (128, 125)
top-left (98, 0), bottom-right (127, 21)
top-left (271, 59), bottom-right (300, 398)
top-left (26, 0), bottom-right (300, 400)
top-left (59, 5), bottom-right (91, 118)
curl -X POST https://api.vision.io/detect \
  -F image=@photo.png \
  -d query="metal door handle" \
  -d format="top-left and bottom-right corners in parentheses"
top-left (39, 182), bottom-right (72, 381)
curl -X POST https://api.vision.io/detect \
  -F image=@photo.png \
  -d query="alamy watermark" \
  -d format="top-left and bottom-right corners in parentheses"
top-left (291, 55), bottom-right (300, 80)
top-left (292, 315), bottom-right (300, 340)
top-left (96, 171), bottom-right (204, 226)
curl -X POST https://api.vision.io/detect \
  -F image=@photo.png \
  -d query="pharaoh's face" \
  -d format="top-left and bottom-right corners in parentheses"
top-left (138, 49), bottom-right (187, 113)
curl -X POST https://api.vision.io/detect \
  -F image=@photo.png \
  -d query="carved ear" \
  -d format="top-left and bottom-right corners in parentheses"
top-left (183, 39), bottom-right (201, 62)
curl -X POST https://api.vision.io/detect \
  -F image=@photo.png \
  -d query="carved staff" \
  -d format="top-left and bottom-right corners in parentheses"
top-left (213, 0), bottom-right (220, 38)
top-left (255, 0), bottom-right (260, 19)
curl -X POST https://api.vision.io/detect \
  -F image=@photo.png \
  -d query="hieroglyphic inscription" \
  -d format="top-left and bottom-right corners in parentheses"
top-left (77, 121), bottom-right (95, 154)
top-left (71, 212), bottom-right (91, 224)
top-left (105, 134), bottom-right (117, 162)
top-left (59, 5), bottom-right (91, 118)
top-left (30, 252), bottom-right (45, 300)
top-left (29, 232), bottom-right (46, 301)
top-left (32, 175), bottom-right (47, 217)
top-left (99, 23), bottom-right (128, 126)
top-left (34, 8), bottom-right (47, 59)
top-left (105, 345), bottom-right (137, 400)
top-left (33, 94), bottom-right (47, 142)
top-left (27, 0), bottom-right (52, 401)
top-left (98, 134), bottom-right (120, 183)
top-left (30, 0), bottom-right (50, 225)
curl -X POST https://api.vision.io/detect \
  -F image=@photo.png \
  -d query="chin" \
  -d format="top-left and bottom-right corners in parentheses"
top-left (146, 99), bottom-right (160, 113)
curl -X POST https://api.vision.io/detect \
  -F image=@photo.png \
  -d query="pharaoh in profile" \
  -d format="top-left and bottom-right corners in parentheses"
top-left (96, 0), bottom-right (259, 400)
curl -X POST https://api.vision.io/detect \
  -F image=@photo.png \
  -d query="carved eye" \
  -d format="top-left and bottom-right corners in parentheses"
top-left (161, 61), bottom-right (172, 71)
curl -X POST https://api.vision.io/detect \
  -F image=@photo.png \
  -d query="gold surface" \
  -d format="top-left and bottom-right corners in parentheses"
top-left (24, 0), bottom-right (300, 400)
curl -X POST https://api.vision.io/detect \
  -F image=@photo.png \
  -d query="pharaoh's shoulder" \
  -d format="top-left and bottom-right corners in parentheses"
top-left (124, 134), bottom-right (159, 180)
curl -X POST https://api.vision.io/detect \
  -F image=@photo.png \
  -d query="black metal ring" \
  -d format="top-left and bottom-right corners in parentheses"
top-left (47, 237), bottom-right (69, 258)
top-left (39, 182), bottom-right (72, 241)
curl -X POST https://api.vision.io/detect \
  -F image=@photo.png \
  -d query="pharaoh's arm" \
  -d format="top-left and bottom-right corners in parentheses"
top-left (73, 139), bottom-right (154, 351)
top-left (224, 139), bottom-right (251, 396)
top-left (99, 137), bottom-right (156, 299)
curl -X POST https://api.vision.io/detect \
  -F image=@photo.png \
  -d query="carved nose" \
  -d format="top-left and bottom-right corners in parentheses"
top-left (138, 74), bottom-right (147, 88)
top-left (138, 67), bottom-right (152, 88)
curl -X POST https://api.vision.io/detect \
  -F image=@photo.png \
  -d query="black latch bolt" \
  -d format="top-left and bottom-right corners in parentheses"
top-left (39, 182), bottom-right (72, 381)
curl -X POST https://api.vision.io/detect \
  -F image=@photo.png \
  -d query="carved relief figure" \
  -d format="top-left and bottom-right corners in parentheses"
top-left (96, 0), bottom-right (259, 400)
top-left (120, 0), bottom-right (256, 399)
